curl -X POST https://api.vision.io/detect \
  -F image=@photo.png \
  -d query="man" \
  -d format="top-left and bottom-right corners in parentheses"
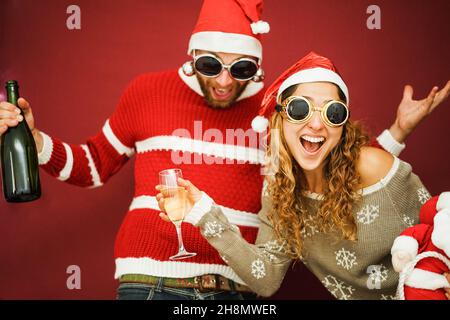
top-left (0, 0), bottom-right (448, 300)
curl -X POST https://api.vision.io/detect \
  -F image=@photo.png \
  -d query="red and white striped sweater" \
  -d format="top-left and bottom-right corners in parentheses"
top-left (37, 68), bottom-right (405, 284)
top-left (38, 69), bottom-right (268, 283)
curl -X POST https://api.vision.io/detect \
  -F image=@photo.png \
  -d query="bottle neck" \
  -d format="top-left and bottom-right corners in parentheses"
top-left (6, 84), bottom-right (20, 106)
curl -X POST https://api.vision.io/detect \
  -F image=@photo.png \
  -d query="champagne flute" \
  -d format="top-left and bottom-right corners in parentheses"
top-left (159, 169), bottom-right (197, 260)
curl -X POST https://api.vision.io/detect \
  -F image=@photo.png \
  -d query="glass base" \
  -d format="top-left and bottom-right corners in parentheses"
top-left (169, 251), bottom-right (197, 261)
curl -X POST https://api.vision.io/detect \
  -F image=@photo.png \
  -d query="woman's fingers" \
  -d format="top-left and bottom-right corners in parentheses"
top-left (402, 85), bottom-right (414, 101)
top-left (178, 177), bottom-right (199, 192)
top-left (177, 177), bottom-right (191, 188)
top-left (159, 212), bottom-right (171, 223)
top-left (156, 193), bottom-right (165, 212)
top-left (430, 80), bottom-right (450, 112)
top-left (425, 86), bottom-right (439, 103)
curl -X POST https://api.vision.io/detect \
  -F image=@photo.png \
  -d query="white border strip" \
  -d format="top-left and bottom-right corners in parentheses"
top-left (81, 144), bottom-right (103, 188)
top-left (37, 131), bottom-right (54, 165)
top-left (405, 268), bottom-right (450, 290)
top-left (102, 120), bottom-right (135, 157)
top-left (58, 143), bottom-right (74, 181)
top-left (376, 129), bottom-right (406, 157)
top-left (115, 257), bottom-right (247, 285)
top-left (129, 195), bottom-right (260, 228)
top-left (135, 135), bottom-right (265, 164)
top-left (216, 205), bottom-right (260, 228)
top-left (278, 67), bottom-right (349, 104)
top-left (188, 31), bottom-right (263, 60)
top-left (129, 195), bottom-right (159, 212)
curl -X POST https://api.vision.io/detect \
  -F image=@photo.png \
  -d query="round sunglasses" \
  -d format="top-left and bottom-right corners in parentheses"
top-left (279, 96), bottom-right (350, 127)
top-left (194, 54), bottom-right (259, 81)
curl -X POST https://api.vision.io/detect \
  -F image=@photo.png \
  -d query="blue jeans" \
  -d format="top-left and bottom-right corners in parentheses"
top-left (116, 278), bottom-right (255, 300)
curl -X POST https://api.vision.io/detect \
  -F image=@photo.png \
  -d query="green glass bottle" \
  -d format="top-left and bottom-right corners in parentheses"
top-left (1, 80), bottom-right (41, 202)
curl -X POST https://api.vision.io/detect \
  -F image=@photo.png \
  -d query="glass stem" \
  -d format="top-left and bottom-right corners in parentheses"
top-left (173, 221), bottom-right (186, 252)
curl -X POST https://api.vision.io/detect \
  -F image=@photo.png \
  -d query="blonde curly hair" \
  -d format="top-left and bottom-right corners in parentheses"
top-left (265, 86), bottom-right (369, 259)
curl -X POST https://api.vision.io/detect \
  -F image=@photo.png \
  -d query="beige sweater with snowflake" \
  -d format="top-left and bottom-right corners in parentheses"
top-left (186, 157), bottom-right (428, 299)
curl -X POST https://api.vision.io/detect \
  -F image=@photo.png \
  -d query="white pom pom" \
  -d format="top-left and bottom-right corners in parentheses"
top-left (251, 20), bottom-right (270, 35)
top-left (251, 116), bottom-right (269, 133)
top-left (437, 192), bottom-right (450, 211)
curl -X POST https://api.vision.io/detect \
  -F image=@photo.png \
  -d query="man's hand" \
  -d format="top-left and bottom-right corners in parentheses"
top-left (390, 81), bottom-right (450, 143)
top-left (0, 97), bottom-right (43, 152)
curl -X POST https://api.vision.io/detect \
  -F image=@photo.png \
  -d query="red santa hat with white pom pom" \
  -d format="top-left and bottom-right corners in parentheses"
top-left (391, 192), bottom-right (450, 258)
top-left (188, 0), bottom-right (270, 61)
top-left (251, 51), bottom-right (349, 133)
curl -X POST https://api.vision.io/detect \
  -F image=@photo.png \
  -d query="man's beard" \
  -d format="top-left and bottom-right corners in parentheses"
top-left (196, 74), bottom-right (249, 109)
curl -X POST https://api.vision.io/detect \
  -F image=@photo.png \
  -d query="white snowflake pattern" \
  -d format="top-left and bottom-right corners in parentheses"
top-left (368, 264), bottom-right (389, 286)
top-left (322, 275), bottom-right (355, 300)
top-left (356, 205), bottom-right (379, 225)
top-left (301, 215), bottom-right (318, 238)
top-left (251, 259), bottom-right (266, 279)
top-left (380, 294), bottom-right (397, 300)
top-left (260, 250), bottom-right (277, 262)
top-left (263, 240), bottom-right (285, 253)
top-left (335, 248), bottom-right (358, 270)
top-left (203, 221), bottom-right (225, 238)
top-left (402, 215), bottom-right (415, 227)
top-left (417, 187), bottom-right (431, 205)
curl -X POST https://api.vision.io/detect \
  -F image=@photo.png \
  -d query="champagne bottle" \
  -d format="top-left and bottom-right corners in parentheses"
top-left (1, 80), bottom-right (41, 202)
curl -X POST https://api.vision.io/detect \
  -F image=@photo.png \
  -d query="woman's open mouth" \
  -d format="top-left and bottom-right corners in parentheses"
top-left (300, 135), bottom-right (326, 155)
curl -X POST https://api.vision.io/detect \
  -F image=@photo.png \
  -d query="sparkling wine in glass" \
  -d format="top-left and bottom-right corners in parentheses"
top-left (159, 169), bottom-right (196, 260)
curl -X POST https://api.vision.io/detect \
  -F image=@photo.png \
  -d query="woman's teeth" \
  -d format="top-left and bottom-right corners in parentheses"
top-left (301, 135), bottom-right (325, 143)
top-left (300, 135), bottom-right (325, 153)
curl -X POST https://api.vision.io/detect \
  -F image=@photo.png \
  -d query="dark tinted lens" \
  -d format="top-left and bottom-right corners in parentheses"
top-left (194, 56), bottom-right (222, 76)
top-left (287, 99), bottom-right (310, 121)
top-left (326, 103), bottom-right (348, 125)
top-left (230, 60), bottom-right (258, 80)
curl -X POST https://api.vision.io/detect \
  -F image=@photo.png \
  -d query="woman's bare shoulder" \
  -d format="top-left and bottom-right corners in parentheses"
top-left (357, 146), bottom-right (394, 188)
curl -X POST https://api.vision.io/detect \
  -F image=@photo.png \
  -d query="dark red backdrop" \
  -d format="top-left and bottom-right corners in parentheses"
top-left (0, 0), bottom-right (448, 299)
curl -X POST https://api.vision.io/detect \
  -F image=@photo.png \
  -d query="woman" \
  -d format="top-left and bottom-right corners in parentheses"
top-left (157, 52), bottom-right (449, 299)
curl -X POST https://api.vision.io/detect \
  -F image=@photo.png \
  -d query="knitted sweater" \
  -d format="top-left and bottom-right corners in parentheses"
top-left (37, 68), bottom-right (405, 284)
top-left (189, 157), bottom-right (428, 299)
top-left (37, 69), bottom-right (267, 283)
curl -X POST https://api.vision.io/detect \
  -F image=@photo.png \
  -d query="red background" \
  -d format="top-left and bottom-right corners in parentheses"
top-left (0, 0), bottom-right (449, 299)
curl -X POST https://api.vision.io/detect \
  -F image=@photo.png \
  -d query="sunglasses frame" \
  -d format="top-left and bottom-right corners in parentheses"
top-left (193, 53), bottom-right (259, 81)
top-left (280, 95), bottom-right (350, 128)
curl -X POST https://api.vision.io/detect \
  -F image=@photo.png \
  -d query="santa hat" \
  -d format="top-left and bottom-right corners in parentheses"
top-left (251, 51), bottom-right (349, 133)
top-left (419, 195), bottom-right (440, 225)
top-left (391, 192), bottom-right (450, 257)
top-left (431, 192), bottom-right (450, 257)
top-left (188, 0), bottom-right (270, 61)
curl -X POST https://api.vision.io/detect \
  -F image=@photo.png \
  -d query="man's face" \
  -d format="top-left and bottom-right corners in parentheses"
top-left (195, 50), bottom-right (257, 109)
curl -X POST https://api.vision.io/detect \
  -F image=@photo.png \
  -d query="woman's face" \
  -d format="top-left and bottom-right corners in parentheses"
top-left (282, 82), bottom-right (344, 172)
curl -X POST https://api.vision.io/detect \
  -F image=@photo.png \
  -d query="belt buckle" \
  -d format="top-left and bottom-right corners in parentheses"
top-left (197, 274), bottom-right (219, 292)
